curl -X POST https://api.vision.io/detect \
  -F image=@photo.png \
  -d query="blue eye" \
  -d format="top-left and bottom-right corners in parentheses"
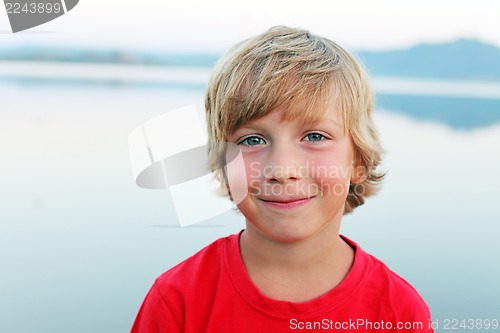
top-left (304, 133), bottom-right (325, 142)
top-left (239, 136), bottom-right (265, 146)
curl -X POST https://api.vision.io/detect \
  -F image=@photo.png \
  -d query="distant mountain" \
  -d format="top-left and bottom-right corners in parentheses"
top-left (359, 40), bottom-right (500, 130)
top-left (358, 39), bottom-right (500, 81)
top-left (1, 39), bottom-right (500, 81)
top-left (0, 46), bottom-right (220, 67)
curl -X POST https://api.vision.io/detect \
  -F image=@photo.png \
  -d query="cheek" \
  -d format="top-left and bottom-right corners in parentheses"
top-left (310, 157), bottom-right (352, 195)
top-left (244, 159), bottom-right (261, 179)
top-left (225, 149), bottom-right (249, 205)
top-left (310, 156), bottom-right (351, 179)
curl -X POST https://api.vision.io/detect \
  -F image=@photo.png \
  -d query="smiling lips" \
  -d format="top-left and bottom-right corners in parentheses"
top-left (259, 197), bottom-right (314, 209)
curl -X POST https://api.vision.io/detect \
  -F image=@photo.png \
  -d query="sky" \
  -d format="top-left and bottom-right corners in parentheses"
top-left (1, 0), bottom-right (500, 53)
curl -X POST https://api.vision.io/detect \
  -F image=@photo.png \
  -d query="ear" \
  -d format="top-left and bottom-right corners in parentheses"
top-left (350, 153), bottom-right (367, 184)
top-left (351, 165), bottom-right (367, 184)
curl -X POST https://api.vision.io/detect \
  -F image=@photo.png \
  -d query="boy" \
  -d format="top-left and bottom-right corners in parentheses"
top-left (131, 26), bottom-right (433, 332)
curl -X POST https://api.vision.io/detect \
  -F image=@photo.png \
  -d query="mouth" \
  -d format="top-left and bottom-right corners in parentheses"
top-left (258, 197), bottom-right (314, 209)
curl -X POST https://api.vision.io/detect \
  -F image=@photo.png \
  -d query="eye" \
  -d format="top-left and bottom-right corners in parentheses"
top-left (303, 132), bottom-right (327, 142)
top-left (238, 136), bottom-right (266, 146)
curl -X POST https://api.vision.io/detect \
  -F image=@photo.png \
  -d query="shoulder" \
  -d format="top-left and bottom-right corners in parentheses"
top-left (365, 250), bottom-right (429, 307)
top-left (344, 236), bottom-right (432, 322)
top-left (131, 234), bottom-right (239, 333)
top-left (154, 233), bottom-right (235, 296)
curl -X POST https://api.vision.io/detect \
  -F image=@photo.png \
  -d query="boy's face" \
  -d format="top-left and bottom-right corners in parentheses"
top-left (226, 104), bottom-right (365, 244)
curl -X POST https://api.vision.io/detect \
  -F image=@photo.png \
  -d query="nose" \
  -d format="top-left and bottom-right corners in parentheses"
top-left (264, 142), bottom-right (302, 183)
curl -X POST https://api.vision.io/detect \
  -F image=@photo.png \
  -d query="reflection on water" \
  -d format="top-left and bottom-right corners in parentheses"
top-left (2, 62), bottom-right (500, 130)
top-left (377, 94), bottom-right (500, 129)
top-left (0, 81), bottom-right (499, 333)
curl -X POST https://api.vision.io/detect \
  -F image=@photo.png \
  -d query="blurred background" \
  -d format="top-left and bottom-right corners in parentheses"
top-left (1, 1), bottom-right (499, 332)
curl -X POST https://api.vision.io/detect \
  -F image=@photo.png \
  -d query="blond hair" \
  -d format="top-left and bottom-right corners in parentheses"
top-left (205, 26), bottom-right (384, 214)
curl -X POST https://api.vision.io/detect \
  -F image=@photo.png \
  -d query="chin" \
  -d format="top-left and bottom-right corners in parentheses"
top-left (250, 221), bottom-right (327, 244)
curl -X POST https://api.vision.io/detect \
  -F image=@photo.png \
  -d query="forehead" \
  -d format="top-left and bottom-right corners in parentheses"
top-left (281, 90), bottom-right (343, 126)
top-left (237, 83), bottom-right (346, 132)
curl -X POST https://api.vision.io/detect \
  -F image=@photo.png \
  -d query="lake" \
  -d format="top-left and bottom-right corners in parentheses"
top-left (0, 64), bottom-right (499, 332)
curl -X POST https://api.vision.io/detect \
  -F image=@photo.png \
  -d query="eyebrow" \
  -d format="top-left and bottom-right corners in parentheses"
top-left (230, 123), bottom-right (262, 135)
top-left (307, 116), bottom-right (343, 131)
top-left (240, 114), bottom-right (343, 128)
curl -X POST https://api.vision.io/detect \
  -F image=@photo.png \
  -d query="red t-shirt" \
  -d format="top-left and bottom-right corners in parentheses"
top-left (131, 232), bottom-right (433, 332)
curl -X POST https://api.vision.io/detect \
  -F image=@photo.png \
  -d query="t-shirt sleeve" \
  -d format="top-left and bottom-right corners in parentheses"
top-left (400, 302), bottom-right (434, 333)
top-left (396, 285), bottom-right (434, 333)
top-left (130, 281), bottom-right (181, 333)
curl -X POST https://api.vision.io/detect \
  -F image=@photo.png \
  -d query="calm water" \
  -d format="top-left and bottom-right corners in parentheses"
top-left (0, 72), bottom-right (499, 332)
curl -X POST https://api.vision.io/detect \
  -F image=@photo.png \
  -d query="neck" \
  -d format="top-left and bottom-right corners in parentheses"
top-left (239, 215), bottom-right (354, 302)
top-left (241, 222), bottom-right (343, 271)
